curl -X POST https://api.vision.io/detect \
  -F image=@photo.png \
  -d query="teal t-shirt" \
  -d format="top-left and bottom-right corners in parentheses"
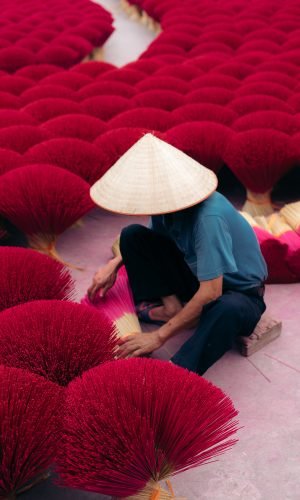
top-left (150, 192), bottom-right (268, 291)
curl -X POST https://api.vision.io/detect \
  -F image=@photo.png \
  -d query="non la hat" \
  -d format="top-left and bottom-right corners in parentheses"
top-left (90, 133), bottom-right (218, 215)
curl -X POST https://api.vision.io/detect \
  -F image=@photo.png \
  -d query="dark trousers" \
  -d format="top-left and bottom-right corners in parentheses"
top-left (120, 224), bottom-right (266, 375)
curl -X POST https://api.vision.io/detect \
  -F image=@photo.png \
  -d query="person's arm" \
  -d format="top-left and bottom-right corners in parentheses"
top-left (117, 276), bottom-right (223, 358)
top-left (88, 254), bottom-right (123, 300)
top-left (158, 275), bottom-right (223, 342)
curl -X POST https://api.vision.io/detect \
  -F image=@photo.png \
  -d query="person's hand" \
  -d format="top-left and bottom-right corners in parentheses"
top-left (116, 331), bottom-right (163, 358)
top-left (87, 264), bottom-right (117, 301)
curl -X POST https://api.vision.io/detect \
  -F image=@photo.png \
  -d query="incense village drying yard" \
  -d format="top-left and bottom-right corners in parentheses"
top-left (0, 0), bottom-right (300, 499)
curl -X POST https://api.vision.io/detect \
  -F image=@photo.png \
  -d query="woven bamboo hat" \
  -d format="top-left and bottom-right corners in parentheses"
top-left (90, 133), bottom-right (218, 215)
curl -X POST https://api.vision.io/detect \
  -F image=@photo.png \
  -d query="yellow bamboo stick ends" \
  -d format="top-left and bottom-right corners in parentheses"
top-left (28, 234), bottom-right (58, 257)
top-left (91, 47), bottom-right (105, 61)
top-left (239, 211), bottom-right (258, 227)
top-left (28, 234), bottom-right (84, 270)
top-left (267, 213), bottom-right (292, 237)
top-left (120, 0), bottom-right (161, 33)
top-left (240, 200), bottom-right (300, 237)
top-left (242, 190), bottom-right (273, 216)
top-left (280, 201), bottom-right (300, 233)
top-left (115, 312), bottom-right (141, 337)
top-left (121, 479), bottom-right (186, 499)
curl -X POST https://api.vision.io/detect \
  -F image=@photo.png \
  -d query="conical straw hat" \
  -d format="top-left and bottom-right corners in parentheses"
top-left (90, 133), bottom-right (218, 215)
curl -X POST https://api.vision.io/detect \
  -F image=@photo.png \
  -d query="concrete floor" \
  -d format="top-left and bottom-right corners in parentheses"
top-left (92, 0), bottom-right (156, 66)
top-left (23, 1), bottom-right (300, 499)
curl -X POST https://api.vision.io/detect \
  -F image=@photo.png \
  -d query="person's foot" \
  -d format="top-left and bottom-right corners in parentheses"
top-left (149, 304), bottom-right (181, 322)
top-left (136, 298), bottom-right (183, 325)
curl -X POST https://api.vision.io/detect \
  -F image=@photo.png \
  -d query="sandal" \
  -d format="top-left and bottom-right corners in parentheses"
top-left (136, 301), bottom-right (165, 326)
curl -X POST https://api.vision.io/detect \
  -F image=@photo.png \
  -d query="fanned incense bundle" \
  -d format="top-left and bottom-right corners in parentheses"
top-left (0, 125), bottom-right (49, 153)
top-left (224, 129), bottom-right (297, 215)
top-left (172, 103), bottom-right (237, 126)
top-left (0, 164), bottom-right (94, 259)
top-left (108, 108), bottom-right (173, 132)
top-left (267, 213), bottom-right (293, 236)
top-left (16, 64), bottom-right (61, 81)
top-left (77, 80), bottom-right (136, 99)
top-left (22, 97), bottom-right (82, 122)
top-left (132, 90), bottom-right (183, 111)
top-left (70, 61), bottom-right (115, 77)
top-left (82, 266), bottom-right (141, 338)
top-left (0, 300), bottom-right (117, 386)
top-left (280, 201), bottom-right (300, 235)
top-left (25, 138), bottom-right (104, 184)
top-left (81, 95), bottom-right (132, 121)
top-left (0, 247), bottom-right (75, 311)
top-left (57, 359), bottom-right (239, 499)
top-left (39, 71), bottom-right (92, 91)
top-left (41, 113), bottom-right (107, 142)
top-left (136, 76), bottom-right (188, 94)
top-left (20, 83), bottom-right (73, 104)
top-left (0, 147), bottom-right (24, 175)
top-left (165, 122), bottom-right (232, 172)
top-left (94, 128), bottom-right (162, 175)
top-left (0, 366), bottom-right (62, 499)
top-left (253, 227), bottom-right (299, 283)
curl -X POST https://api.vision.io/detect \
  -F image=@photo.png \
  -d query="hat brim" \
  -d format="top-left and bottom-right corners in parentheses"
top-left (90, 133), bottom-right (218, 215)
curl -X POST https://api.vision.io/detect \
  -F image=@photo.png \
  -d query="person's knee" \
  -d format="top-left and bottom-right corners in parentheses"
top-left (209, 293), bottom-right (244, 322)
top-left (120, 224), bottom-right (148, 253)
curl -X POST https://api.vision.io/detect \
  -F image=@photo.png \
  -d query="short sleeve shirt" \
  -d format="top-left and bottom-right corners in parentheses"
top-left (150, 192), bottom-right (268, 291)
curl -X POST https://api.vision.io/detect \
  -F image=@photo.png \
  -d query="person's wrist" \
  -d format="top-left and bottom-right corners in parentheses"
top-left (107, 258), bottom-right (119, 272)
top-left (156, 329), bottom-right (166, 346)
top-left (110, 255), bottom-right (122, 270)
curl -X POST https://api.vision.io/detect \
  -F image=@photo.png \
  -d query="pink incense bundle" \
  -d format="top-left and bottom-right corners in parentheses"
top-left (224, 129), bottom-right (297, 215)
top-left (184, 87), bottom-right (234, 105)
top-left (16, 64), bottom-right (61, 81)
top-left (35, 45), bottom-right (80, 68)
top-left (0, 365), bottom-right (62, 499)
top-left (108, 108), bottom-right (174, 132)
top-left (101, 67), bottom-right (146, 85)
top-left (0, 247), bottom-right (75, 311)
top-left (41, 113), bottom-right (107, 142)
top-left (165, 122), bottom-right (232, 172)
top-left (81, 95), bottom-right (132, 121)
top-left (136, 76), bottom-right (188, 94)
top-left (39, 71), bottom-right (92, 91)
top-left (25, 137), bottom-right (104, 184)
top-left (70, 60), bottom-right (115, 78)
top-left (0, 75), bottom-right (33, 95)
top-left (155, 63), bottom-right (203, 81)
top-left (188, 74), bottom-right (240, 91)
top-left (57, 358), bottom-right (239, 499)
top-left (77, 80), bottom-right (136, 99)
top-left (0, 46), bottom-right (35, 72)
top-left (82, 266), bottom-right (141, 338)
top-left (171, 103), bottom-right (237, 127)
top-left (94, 128), bottom-right (163, 176)
top-left (0, 300), bottom-right (117, 386)
top-left (229, 95), bottom-right (293, 115)
top-left (20, 83), bottom-right (74, 104)
top-left (22, 97), bottom-right (82, 122)
top-left (132, 90), bottom-right (183, 111)
top-left (0, 125), bottom-right (49, 154)
top-left (253, 227), bottom-right (300, 283)
top-left (0, 164), bottom-right (94, 258)
top-left (0, 148), bottom-right (24, 176)
top-left (232, 111), bottom-right (299, 135)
